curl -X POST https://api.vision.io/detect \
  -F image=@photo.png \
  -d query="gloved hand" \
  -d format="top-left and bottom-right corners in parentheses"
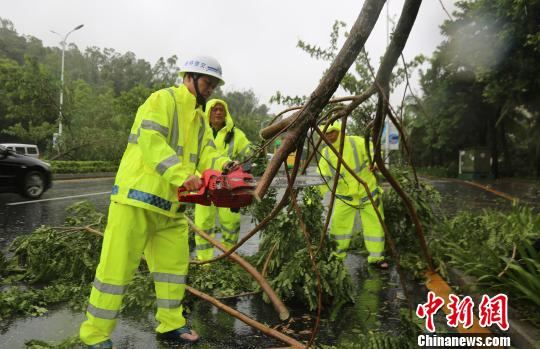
top-left (222, 160), bottom-right (240, 174)
top-left (181, 174), bottom-right (202, 191)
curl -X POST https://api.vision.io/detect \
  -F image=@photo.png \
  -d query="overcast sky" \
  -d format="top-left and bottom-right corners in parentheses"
top-left (2, 0), bottom-right (456, 113)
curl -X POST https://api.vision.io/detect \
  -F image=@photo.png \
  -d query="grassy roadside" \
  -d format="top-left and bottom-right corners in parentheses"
top-left (49, 161), bottom-right (118, 174)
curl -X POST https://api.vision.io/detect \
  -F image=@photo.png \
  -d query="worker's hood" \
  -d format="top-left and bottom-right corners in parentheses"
top-left (205, 98), bottom-right (234, 132)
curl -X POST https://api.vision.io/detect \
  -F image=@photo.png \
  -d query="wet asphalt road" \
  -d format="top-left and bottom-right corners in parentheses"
top-left (2, 175), bottom-right (537, 252)
top-left (1, 176), bottom-right (537, 348)
top-left (0, 177), bottom-right (114, 251)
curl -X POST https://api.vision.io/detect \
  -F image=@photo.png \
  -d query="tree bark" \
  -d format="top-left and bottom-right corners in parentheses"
top-left (255, 0), bottom-right (386, 199)
top-left (489, 110), bottom-right (500, 178)
top-left (499, 119), bottom-right (511, 176)
top-left (186, 286), bottom-right (306, 348)
top-left (187, 217), bottom-right (290, 321)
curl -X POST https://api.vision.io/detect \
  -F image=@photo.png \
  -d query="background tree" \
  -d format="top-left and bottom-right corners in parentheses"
top-left (215, 89), bottom-right (270, 143)
top-left (0, 18), bottom-right (270, 160)
top-left (0, 56), bottom-right (58, 149)
top-left (407, 0), bottom-right (540, 177)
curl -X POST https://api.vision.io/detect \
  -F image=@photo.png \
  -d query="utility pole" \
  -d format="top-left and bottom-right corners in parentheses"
top-left (51, 24), bottom-right (84, 148)
top-left (385, 1), bottom-right (390, 167)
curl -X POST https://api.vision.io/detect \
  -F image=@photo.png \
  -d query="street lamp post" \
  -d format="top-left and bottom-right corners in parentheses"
top-left (51, 24), bottom-right (84, 147)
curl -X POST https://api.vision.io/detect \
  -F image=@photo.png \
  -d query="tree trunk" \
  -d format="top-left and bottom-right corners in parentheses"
top-left (255, 0), bottom-right (387, 199)
top-left (488, 111), bottom-right (499, 178)
top-left (499, 119), bottom-right (512, 176)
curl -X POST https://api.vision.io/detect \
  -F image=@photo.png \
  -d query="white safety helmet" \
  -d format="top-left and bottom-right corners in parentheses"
top-left (179, 56), bottom-right (225, 86)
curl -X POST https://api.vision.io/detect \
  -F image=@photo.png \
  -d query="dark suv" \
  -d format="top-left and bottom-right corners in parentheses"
top-left (0, 145), bottom-right (52, 199)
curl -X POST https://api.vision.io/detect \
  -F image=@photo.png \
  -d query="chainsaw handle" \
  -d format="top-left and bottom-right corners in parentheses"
top-left (178, 183), bottom-right (204, 195)
top-left (179, 174), bottom-right (203, 192)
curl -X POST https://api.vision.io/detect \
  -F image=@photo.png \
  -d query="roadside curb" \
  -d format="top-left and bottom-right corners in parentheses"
top-left (53, 172), bottom-right (116, 180)
top-left (448, 267), bottom-right (540, 349)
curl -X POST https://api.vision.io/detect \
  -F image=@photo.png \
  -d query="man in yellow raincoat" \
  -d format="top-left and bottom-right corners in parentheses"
top-left (194, 99), bottom-right (251, 261)
top-left (80, 56), bottom-right (236, 349)
top-left (317, 121), bottom-right (388, 269)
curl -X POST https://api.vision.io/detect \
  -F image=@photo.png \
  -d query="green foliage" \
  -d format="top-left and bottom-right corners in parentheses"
top-left (408, 0), bottom-right (540, 177)
top-left (0, 19), bottom-right (270, 161)
top-left (500, 239), bottom-right (540, 308)
top-left (274, 19), bottom-right (421, 138)
top-left (50, 160), bottom-right (118, 174)
top-left (0, 200), bottom-right (262, 324)
top-left (382, 168), bottom-right (442, 277)
top-left (252, 187), bottom-right (355, 312)
top-left (317, 312), bottom-right (420, 349)
top-left (25, 336), bottom-right (83, 349)
top-left (246, 140), bottom-right (269, 177)
top-left (0, 56), bottom-right (58, 149)
top-left (429, 205), bottom-right (540, 323)
top-left (0, 283), bottom-right (88, 321)
top-left (213, 89), bottom-right (271, 143)
top-left (9, 226), bottom-right (101, 284)
top-left (0, 250), bottom-right (7, 276)
top-left (0, 202), bottom-right (109, 320)
top-left (431, 205), bottom-right (539, 277)
top-left (416, 165), bottom-right (457, 178)
top-left (120, 272), bottom-right (156, 315)
top-left (189, 260), bottom-right (256, 298)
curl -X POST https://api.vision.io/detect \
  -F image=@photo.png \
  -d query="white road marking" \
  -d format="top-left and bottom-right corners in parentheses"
top-left (6, 191), bottom-right (110, 206)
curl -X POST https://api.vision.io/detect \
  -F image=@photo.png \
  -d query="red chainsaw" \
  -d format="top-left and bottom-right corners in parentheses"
top-left (178, 166), bottom-right (256, 208)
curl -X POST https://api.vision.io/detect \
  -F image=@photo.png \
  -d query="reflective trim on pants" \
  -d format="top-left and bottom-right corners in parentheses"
top-left (194, 204), bottom-right (241, 260)
top-left (80, 202), bottom-right (189, 345)
top-left (329, 191), bottom-right (385, 262)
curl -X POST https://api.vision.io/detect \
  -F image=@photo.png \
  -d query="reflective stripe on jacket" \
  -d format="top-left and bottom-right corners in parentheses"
top-left (205, 99), bottom-right (251, 163)
top-left (318, 135), bottom-right (379, 199)
top-left (111, 85), bottom-right (230, 217)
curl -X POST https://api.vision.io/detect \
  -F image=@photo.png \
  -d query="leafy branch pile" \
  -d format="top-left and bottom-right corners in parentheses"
top-left (0, 201), bottom-right (254, 323)
top-left (251, 187), bottom-right (355, 314)
top-left (381, 168), bottom-right (442, 278)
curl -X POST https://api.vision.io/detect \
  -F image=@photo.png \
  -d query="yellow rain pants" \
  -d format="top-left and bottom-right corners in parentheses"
top-left (330, 189), bottom-right (385, 263)
top-left (80, 201), bottom-right (189, 345)
top-left (194, 204), bottom-right (240, 261)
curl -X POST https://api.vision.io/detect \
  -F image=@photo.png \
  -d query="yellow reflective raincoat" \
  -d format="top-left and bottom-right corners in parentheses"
top-left (111, 85), bottom-right (230, 217)
top-left (80, 85), bottom-right (230, 346)
top-left (318, 133), bottom-right (385, 263)
top-left (194, 99), bottom-right (251, 260)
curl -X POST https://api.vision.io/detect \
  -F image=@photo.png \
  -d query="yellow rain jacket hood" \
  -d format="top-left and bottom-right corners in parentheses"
top-left (111, 85), bottom-right (230, 217)
top-left (205, 99), bottom-right (251, 161)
